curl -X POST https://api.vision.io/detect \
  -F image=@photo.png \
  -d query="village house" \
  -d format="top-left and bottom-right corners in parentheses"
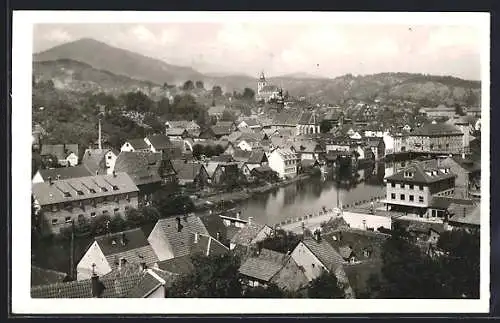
top-left (238, 248), bottom-right (308, 292)
top-left (236, 132), bottom-right (268, 151)
top-left (32, 172), bottom-right (139, 235)
top-left (447, 203), bottom-right (480, 233)
top-left (81, 148), bottom-right (119, 175)
top-left (439, 156), bottom-right (481, 197)
top-left (207, 105), bottom-right (227, 120)
top-left (238, 118), bottom-right (262, 131)
top-left (365, 137), bottom-right (385, 161)
top-left (268, 148), bottom-right (298, 179)
top-left (296, 111), bottom-right (320, 135)
top-left (32, 165), bottom-right (92, 184)
top-left (40, 144), bottom-right (79, 167)
top-left (165, 120), bottom-right (200, 133)
top-left (291, 139), bottom-right (323, 162)
top-left (206, 162), bottom-right (243, 188)
top-left (407, 122), bottom-right (464, 154)
top-left (464, 106), bottom-right (481, 117)
top-left (165, 127), bottom-right (188, 140)
top-left (383, 160), bottom-right (456, 219)
top-left (147, 215), bottom-right (228, 261)
top-left (270, 110), bottom-right (302, 131)
top-left (422, 104), bottom-right (457, 119)
top-left (144, 134), bottom-right (176, 157)
top-left (229, 218), bottom-right (273, 250)
top-left (321, 110), bottom-right (344, 129)
top-left (290, 235), bottom-right (353, 298)
top-left (245, 150), bottom-right (269, 171)
top-left (171, 160), bottom-right (210, 188)
top-left (120, 139), bottom-right (150, 153)
top-left (198, 124), bottom-right (234, 140)
top-left (34, 262), bottom-right (174, 298)
top-left (114, 151), bottom-right (177, 205)
top-left (76, 228), bottom-right (159, 281)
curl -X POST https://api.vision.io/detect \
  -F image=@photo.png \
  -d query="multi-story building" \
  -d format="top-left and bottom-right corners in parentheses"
top-left (407, 122), bottom-right (464, 154)
top-left (384, 161), bottom-right (456, 219)
top-left (422, 105), bottom-right (457, 119)
top-left (32, 172), bottom-right (139, 235)
top-left (296, 111), bottom-right (320, 136)
top-left (268, 148), bottom-right (298, 179)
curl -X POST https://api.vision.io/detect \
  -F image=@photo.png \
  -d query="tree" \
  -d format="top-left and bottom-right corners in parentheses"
top-left (195, 80), bottom-right (205, 90)
top-left (168, 253), bottom-right (242, 298)
top-left (454, 104), bottom-right (466, 116)
top-left (183, 80), bottom-right (195, 91)
top-left (259, 229), bottom-right (301, 254)
top-left (212, 85), bottom-right (223, 97)
top-left (242, 88), bottom-right (255, 100)
top-left (221, 110), bottom-right (236, 122)
top-left (307, 270), bottom-right (345, 298)
top-left (214, 144), bottom-right (225, 156)
top-left (157, 98), bottom-right (171, 117)
top-left (192, 144), bottom-right (204, 159)
top-left (320, 120), bottom-right (333, 133)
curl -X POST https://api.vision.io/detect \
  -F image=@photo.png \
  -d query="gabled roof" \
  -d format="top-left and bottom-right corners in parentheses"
top-left (31, 266), bottom-right (173, 299)
top-left (190, 233), bottom-right (230, 257)
top-left (211, 125), bottom-right (233, 136)
top-left (239, 248), bottom-right (288, 282)
top-left (208, 105), bottom-right (226, 115)
top-left (232, 148), bottom-right (252, 162)
top-left (247, 150), bottom-right (267, 164)
top-left (166, 128), bottom-right (187, 136)
top-left (301, 238), bottom-right (345, 272)
top-left (94, 228), bottom-right (159, 271)
top-left (146, 135), bottom-right (172, 150)
top-left (124, 138), bottom-right (149, 150)
top-left (442, 156), bottom-right (481, 173)
top-left (324, 229), bottom-right (389, 261)
top-left (448, 204), bottom-right (480, 226)
top-left (298, 112), bottom-right (317, 125)
top-left (411, 123), bottom-right (463, 136)
top-left (32, 172), bottom-right (139, 205)
top-left (151, 215), bottom-right (209, 258)
top-left (31, 266), bottom-right (68, 287)
top-left (36, 165), bottom-right (92, 182)
top-left (81, 148), bottom-right (116, 175)
top-left (156, 255), bottom-right (195, 275)
top-left (239, 119), bottom-right (260, 127)
top-left (40, 144), bottom-right (79, 160)
top-left (385, 161), bottom-right (456, 184)
top-left (273, 110), bottom-right (302, 126)
top-left (230, 222), bottom-right (271, 246)
top-left (171, 160), bottom-right (205, 181)
top-left (114, 151), bottom-right (162, 186)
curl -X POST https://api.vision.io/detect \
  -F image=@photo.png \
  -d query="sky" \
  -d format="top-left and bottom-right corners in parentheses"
top-left (33, 22), bottom-right (482, 80)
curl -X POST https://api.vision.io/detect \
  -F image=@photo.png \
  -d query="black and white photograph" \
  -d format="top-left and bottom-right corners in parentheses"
top-left (11, 11), bottom-right (490, 314)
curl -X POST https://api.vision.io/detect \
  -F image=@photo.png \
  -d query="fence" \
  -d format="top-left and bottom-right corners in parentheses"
top-left (273, 193), bottom-right (387, 229)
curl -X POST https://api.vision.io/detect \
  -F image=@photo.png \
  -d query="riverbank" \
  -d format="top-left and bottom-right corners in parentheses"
top-left (193, 173), bottom-right (312, 209)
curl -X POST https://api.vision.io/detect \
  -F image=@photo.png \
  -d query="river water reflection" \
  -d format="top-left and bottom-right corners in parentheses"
top-left (235, 161), bottom-right (406, 225)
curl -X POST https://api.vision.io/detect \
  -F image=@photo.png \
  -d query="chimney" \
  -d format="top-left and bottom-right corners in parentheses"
top-left (113, 171), bottom-right (116, 177)
top-left (119, 258), bottom-right (127, 271)
top-left (91, 263), bottom-right (101, 298)
top-left (194, 232), bottom-right (199, 244)
top-left (176, 217), bottom-right (182, 232)
top-left (216, 231), bottom-right (221, 241)
top-left (139, 262), bottom-right (147, 271)
top-left (48, 176), bottom-right (53, 185)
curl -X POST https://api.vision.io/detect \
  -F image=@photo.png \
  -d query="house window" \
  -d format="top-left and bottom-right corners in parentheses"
top-left (409, 184), bottom-right (414, 190)
top-left (418, 196), bottom-right (424, 203)
top-left (400, 194), bottom-right (405, 201)
top-left (431, 210), bottom-right (437, 217)
top-left (312, 263), bottom-right (315, 268)
top-left (419, 185), bottom-right (424, 190)
top-left (91, 212), bottom-right (96, 217)
top-left (107, 155), bottom-right (112, 159)
top-left (51, 219), bottom-right (58, 225)
top-left (391, 183), bottom-right (395, 188)
top-left (409, 195), bottom-right (414, 202)
top-left (65, 217), bottom-right (72, 223)
top-left (391, 193), bottom-right (396, 200)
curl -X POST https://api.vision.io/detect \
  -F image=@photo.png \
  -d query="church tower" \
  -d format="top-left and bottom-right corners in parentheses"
top-left (257, 71), bottom-right (267, 95)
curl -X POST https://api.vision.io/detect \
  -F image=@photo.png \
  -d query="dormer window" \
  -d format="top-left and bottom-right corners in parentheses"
top-left (101, 187), bottom-right (108, 192)
top-left (89, 188), bottom-right (96, 194)
top-left (63, 192), bottom-right (71, 198)
top-left (403, 171), bottom-right (413, 178)
top-left (76, 190), bottom-right (84, 196)
top-left (112, 185), bottom-right (119, 191)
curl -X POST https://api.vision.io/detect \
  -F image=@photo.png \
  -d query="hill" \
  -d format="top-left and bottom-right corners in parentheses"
top-left (33, 38), bottom-right (481, 106)
top-left (33, 59), bottom-right (159, 94)
top-left (34, 38), bottom-right (203, 85)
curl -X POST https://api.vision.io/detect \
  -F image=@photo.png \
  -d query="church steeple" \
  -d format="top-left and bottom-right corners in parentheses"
top-left (257, 71), bottom-right (267, 95)
top-left (259, 71), bottom-right (266, 81)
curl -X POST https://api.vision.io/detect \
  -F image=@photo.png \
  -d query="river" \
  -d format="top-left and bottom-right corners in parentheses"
top-left (233, 161), bottom-right (399, 226)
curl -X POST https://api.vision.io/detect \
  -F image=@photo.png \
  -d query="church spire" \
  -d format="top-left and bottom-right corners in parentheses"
top-left (259, 71), bottom-right (266, 81)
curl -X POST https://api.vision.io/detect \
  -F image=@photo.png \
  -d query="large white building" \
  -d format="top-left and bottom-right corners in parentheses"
top-left (268, 148), bottom-right (298, 179)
